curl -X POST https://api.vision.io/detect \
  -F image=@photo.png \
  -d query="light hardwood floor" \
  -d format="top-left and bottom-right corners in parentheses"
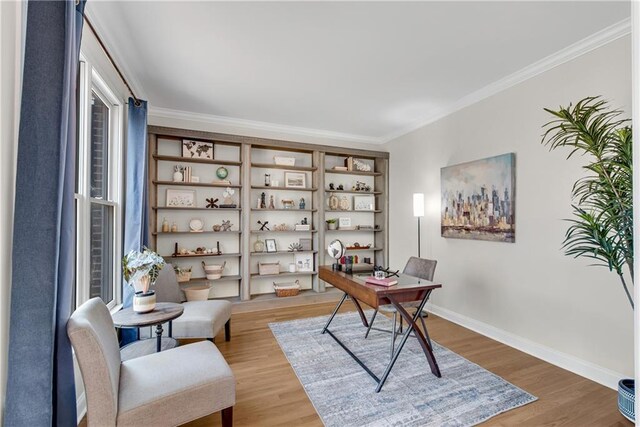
top-left (81, 301), bottom-right (631, 426)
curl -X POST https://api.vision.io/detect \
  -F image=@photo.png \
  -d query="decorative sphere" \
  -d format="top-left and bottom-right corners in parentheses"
top-left (216, 167), bottom-right (229, 179)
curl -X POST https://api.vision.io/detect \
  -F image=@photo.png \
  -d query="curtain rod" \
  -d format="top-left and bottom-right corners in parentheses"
top-left (83, 15), bottom-right (142, 106)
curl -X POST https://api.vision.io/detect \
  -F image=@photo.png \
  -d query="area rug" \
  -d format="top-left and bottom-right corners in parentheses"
top-left (269, 311), bottom-right (536, 426)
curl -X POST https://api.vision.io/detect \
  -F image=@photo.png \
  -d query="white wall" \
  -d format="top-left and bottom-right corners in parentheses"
top-left (0, 0), bottom-right (25, 422)
top-left (384, 36), bottom-right (633, 387)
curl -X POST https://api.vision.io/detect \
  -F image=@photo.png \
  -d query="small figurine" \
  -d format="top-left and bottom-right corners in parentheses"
top-left (221, 220), bottom-right (232, 232)
top-left (301, 217), bottom-right (308, 225)
top-left (257, 220), bottom-right (270, 231)
top-left (299, 197), bottom-right (306, 209)
top-left (288, 243), bottom-right (303, 252)
top-left (206, 198), bottom-right (219, 208)
top-left (269, 195), bottom-right (275, 209)
top-left (260, 192), bottom-right (267, 209)
top-left (221, 187), bottom-right (237, 208)
top-left (257, 196), bottom-right (262, 209)
top-left (337, 184), bottom-right (344, 191)
top-left (329, 183), bottom-right (335, 190)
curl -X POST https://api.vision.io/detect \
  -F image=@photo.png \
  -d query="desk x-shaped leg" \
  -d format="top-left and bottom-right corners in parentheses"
top-left (322, 289), bottom-right (440, 392)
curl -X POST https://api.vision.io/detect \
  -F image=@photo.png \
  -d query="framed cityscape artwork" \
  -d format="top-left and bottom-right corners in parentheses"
top-left (441, 153), bottom-right (515, 243)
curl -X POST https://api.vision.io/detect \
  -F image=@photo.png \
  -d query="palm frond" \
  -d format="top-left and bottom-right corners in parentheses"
top-left (542, 97), bottom-right (633, 309)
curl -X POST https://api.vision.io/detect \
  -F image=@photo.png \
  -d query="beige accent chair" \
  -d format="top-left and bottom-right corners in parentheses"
top-left (68, 297), bottom-right (235, 427)
top-left (154, 263), bottom-right (232, 342)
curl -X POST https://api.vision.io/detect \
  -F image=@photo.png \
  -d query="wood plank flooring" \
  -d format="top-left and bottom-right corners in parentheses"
top-left (81, 301), bottom-right (631, 426)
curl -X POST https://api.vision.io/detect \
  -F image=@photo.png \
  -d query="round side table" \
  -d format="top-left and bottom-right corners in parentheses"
top-left (112, 302), bottom-right (184, 360)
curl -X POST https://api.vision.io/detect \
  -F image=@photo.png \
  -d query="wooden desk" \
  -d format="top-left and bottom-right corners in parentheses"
top-left (319, 266), bottom-right (442, 392)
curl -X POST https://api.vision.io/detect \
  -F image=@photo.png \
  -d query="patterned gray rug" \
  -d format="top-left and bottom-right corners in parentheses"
top-left (269, 311), bottom-right (536, 426)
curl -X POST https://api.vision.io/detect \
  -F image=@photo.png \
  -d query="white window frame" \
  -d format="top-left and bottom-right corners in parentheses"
top-left (75, 55), bottom-right (124, 310)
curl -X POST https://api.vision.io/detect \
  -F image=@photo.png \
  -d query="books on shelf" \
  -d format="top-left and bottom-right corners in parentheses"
top-left (365, 276), bottom-right (398, 287)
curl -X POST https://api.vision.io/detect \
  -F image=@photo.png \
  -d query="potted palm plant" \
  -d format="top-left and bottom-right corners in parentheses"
top-left (122, 247), bottom-right (165, 313)
top-left (541, 97), bottom-right (633, 421)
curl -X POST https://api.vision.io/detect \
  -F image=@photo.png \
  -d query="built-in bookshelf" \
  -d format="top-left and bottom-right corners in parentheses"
top-left (149, 133), bottom-right (243, 301)
top-left (148, 126), bottom-right (388, 306)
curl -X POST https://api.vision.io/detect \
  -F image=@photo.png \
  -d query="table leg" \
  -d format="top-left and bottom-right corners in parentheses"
top-left (375, 291), bottom-right (440, 392)
top-left (155, 323), bottom-right (164, 352)
top-left (322, 292), bottom-right (348, 334)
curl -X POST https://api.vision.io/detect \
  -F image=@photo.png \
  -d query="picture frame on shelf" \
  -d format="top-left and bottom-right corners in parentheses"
top-left (294, 253), bottom-right (314, 272)
top-left (166, 189), bottom-right (196, 207)
top-left (265, 239), bottom-right (277, 253)
top-left (299, 238), bottom-right (312, 251)
top-left (182, 139), bottom-right (213, 160)
top-left (284, 172), bottom-right (306, 189)
top-left (338, 217), bottom-right (353, 229)
top-left (353, 195), bottom-right (375, 211)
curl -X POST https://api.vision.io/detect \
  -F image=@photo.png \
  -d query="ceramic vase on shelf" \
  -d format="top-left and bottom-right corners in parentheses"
top-left (173, 166), bottom-right (183, 182)
top-left (132, 274), bottom-right (156, 313)
top-left (254, 239), bottom-right (265, 253)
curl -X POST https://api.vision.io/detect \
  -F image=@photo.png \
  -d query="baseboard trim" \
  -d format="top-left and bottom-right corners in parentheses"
top-left (426, 303), bottom-right (626, 390)
top-left (76, 391), bottom-right (86, 424)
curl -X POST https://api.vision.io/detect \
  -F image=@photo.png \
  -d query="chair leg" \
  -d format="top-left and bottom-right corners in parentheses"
top-left (225, 319), bottom-right (231, 342)
top-left (221, 406), bottom-right (233, 427)
top-left (391, 312), bottom-right (398, 358)
top-left (399, 315), bottom-right (403, 334)
top-left (364, 309), bottom-right (378, 339)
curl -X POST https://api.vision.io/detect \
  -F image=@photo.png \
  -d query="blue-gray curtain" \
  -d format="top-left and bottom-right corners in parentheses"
top-left (121, 98), bottom-right (149, 345)
top-left (5, 1), bottom-right (85, 426)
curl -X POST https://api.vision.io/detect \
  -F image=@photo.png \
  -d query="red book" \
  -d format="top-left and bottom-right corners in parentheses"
top-left (365, 276), bottom-right (398, 287)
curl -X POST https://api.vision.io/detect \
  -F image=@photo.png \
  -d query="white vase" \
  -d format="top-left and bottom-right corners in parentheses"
top-left (133, 291), bottom-right (156, 313)
top-left (173, 170), bottom-right (183, 182)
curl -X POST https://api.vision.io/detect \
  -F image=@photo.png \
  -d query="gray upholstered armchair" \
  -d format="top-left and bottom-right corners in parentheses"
top-left (154, 263), bottom-right (232, 342)
top-left (68, 297), bottom-right (236, 426)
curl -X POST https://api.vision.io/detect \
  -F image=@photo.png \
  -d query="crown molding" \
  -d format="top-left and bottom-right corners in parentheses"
top-left (381, 17), bottom-right (632, 143)
top-left (147, 106), bottom-right (385, 145)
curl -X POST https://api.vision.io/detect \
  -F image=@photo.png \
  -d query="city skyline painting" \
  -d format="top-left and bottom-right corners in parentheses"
top-left (441, 153), bottom-right (515, 243)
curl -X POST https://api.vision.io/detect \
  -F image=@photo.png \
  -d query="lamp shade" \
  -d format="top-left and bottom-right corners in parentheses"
top-left (413, 193), bottom-right (425, 217)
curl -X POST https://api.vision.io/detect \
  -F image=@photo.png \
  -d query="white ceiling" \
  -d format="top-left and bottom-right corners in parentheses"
top-left (86, 1), bottom-right (630, 144)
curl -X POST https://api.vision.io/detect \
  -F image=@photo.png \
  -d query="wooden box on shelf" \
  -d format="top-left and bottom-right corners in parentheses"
top-left (274, 156), bottom-right (295, 166)
top-left (259, 262), bottom-right (280, 275)
top-left (273, 280), bottom-right (300, 297)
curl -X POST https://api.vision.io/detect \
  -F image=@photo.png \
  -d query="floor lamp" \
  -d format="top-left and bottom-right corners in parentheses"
top-left (413, 193), bottom-right (425, 257)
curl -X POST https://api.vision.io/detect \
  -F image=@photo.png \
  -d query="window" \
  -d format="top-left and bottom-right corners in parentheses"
top-left (75, 59), bottom-right (123, 309)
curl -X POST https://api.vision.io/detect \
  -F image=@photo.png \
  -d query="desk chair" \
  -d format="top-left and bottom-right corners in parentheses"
top-left (364, 257), bottom-right (437, 356)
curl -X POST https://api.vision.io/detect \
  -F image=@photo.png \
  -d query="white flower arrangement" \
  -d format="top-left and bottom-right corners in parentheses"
top-left (122, 247), bottom-right (165, 294)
